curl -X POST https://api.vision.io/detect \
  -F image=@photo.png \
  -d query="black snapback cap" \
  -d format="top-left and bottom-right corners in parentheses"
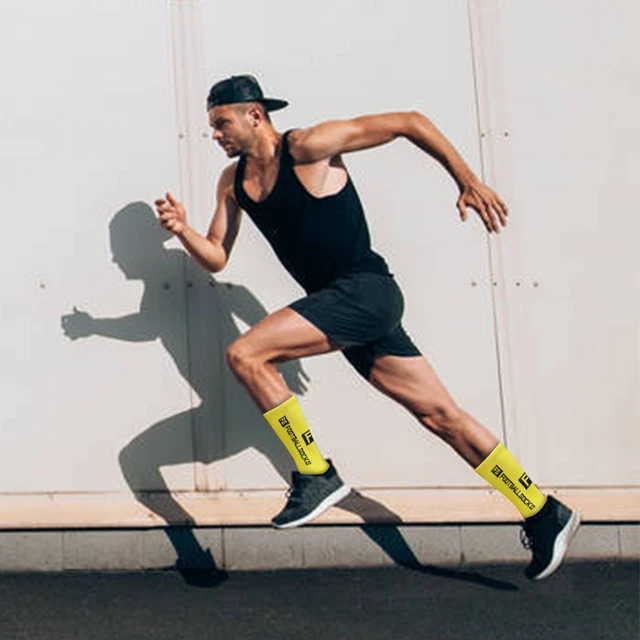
top-left (206, 74), bottom-right (289, 112)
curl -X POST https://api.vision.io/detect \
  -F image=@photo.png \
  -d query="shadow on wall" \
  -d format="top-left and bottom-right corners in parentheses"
top-left (60, 202), bottom-right (515, 592)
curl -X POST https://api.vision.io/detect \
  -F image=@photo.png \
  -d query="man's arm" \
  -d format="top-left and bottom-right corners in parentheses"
top-left (289, 112), bottom-right (508, 233)
top-left (289, 112), bottom-right (470, 183)
top-left (155, 164), bottom-right (242, 272)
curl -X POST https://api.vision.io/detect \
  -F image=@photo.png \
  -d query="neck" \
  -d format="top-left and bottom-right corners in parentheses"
top-left (245, 126), bottom-right (282, 165)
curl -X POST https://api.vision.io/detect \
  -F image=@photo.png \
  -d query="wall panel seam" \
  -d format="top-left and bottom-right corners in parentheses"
top-left (467, 0), bottom-right (509, 446)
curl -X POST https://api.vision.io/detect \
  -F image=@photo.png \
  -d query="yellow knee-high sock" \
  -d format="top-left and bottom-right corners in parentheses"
top-left (475, 442), bottom-right (547, 518)
top-left (263, 396), bottom-right (330, 474)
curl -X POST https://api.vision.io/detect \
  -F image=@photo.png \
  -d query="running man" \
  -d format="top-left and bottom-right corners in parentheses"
top-left (155, 74), bottom-right (580, 580)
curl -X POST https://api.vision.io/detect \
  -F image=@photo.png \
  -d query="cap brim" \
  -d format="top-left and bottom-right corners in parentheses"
top-left (261, 98), bottom-right (289, 112)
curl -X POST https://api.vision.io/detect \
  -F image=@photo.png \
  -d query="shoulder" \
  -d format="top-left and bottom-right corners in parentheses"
top-left (218, 160), bottom-right (240, 188)
top-left (286, 127), bottom-right (309, 158)
top-left (217, 161), bottom-right (240, 196)
top-left (220, 161), bottom-right (239, 183)
top-left (286, 126), bottom-right (341, 166)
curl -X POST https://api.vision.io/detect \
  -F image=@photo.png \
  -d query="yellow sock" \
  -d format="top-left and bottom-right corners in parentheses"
top-left (263, 396), bottom-right (330, 474)
top-left (475, 442), bottom-right (547, 518)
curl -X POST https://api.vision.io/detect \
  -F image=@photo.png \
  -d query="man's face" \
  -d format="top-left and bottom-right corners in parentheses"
top-left (208, 104), bottom-right (254, 158)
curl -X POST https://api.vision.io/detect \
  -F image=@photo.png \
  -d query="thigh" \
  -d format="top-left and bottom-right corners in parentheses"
top-left (367, 353), bottom-right (459, 418)
top-left (342, 322), bottom-right (421, 380)
top-left (290, 273), bottom-right (404, 349)
top-left (234, 306), bottom-right (338, 363)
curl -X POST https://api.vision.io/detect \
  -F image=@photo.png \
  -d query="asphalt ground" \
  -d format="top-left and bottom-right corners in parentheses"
top-left (0, 561), bottom-right (637, 640)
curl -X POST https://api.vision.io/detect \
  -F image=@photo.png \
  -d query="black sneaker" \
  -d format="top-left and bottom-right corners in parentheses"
top-left (521, 495), bottom-right (581, 580)
top-left (272, 460), bottom-right (351, 529)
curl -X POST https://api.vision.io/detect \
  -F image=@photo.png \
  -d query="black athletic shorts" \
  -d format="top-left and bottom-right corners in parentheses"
top-left (288, 272), bottom-right (421, 380)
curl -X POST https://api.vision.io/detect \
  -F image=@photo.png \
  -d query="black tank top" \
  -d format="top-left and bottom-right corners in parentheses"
top-left (233, 129), bottom-right (390, 293)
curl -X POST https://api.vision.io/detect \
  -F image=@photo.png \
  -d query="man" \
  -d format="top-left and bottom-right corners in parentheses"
top-left (155, 74), bottom-right (580, 580)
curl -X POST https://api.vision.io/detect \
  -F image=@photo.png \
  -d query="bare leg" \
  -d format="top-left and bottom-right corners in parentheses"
top-left (228, 309), bottom-right (496, 467)
top-left (367, 354), bottom-right (498, 467)
top-left (226, 307), bottom-right (337, 411)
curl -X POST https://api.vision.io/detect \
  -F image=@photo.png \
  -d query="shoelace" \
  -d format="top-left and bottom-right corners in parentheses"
top-left (520, 527), bottom-right (536, 551)
top-left (283, 479), bottom-right (306, 506)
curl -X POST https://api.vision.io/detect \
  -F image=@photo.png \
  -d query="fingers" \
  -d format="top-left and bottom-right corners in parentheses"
top-left (485, 188), bottom-right (509, 229)
top-left (484, 201), bottom-right (500, 234)
top-left (480, 207), bottom-right (495, 233)
top-left (155, 193), bottom-right (181, 212)
top-left (155, 197), bottom-right (172, 211)
top-left (154, 199), bottom-right (169, 220)
top-left (457, 200), bottom-right (468, 223)
top-left (471, 197), bottom-right (496, 234)
top-left (461, 186), bottom-right (508, 234)
top-left (495, 196), bottom-right (509, 227)
top-left (159, 212), bottom-right (179, 232)
top-left (155, 193), bottom-right (179, 231)
top-left (484, 186), bottom-right (508, 230)
top-left (159, 211), bottom-right (184, 233)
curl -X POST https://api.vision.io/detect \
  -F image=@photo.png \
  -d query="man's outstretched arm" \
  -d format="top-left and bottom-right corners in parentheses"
top-left (288, 112), bottom-right (508, 233)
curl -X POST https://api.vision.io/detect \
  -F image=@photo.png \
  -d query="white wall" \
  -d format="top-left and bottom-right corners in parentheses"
top-left (0, 1), bottom-right (194, 492)
top-left (0, 1), bottom-right (636, 508)
top-left (470, 0), bottom-right (640, 485)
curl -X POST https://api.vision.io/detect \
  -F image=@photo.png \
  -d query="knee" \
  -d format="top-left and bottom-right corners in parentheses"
top-left (225, 340), bottom-right (263, 381)
top-left (419, 403), bottom-right (465, 442)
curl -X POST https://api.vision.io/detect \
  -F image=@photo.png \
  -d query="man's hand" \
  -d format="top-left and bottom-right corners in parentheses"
top-left (155, 192), bottom-right (187, 235)
top-left (457, 180), bottom-right (509, 234)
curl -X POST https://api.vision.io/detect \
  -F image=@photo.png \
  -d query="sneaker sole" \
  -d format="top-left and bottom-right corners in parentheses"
top-left (533, 508), bottom-right (582, 580)
top-left (272, 484), bottom-right (351, 530)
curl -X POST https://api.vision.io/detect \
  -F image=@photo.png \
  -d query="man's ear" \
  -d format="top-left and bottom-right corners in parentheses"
top-left (246, 103), bottom-right (266, 127)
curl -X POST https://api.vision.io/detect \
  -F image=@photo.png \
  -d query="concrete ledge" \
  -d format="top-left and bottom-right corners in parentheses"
top-left (0, 523), bottom-right (636, 572)
top-left (620, 524), bottom-right (640, 559)
top-left (0, 487), bottom-right (636, 572)
top-left (0, 486), bottom-right (638, 529)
